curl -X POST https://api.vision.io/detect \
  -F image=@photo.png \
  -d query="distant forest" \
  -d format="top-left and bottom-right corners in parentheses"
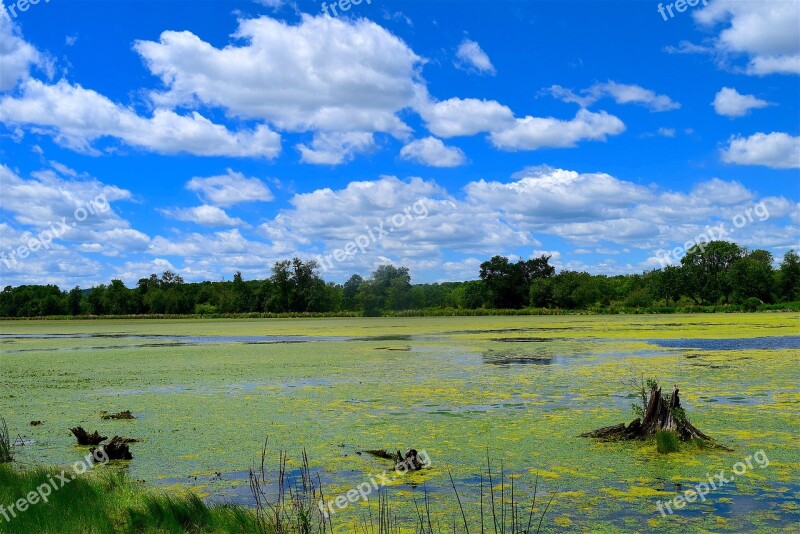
top-left (2, 242), bottom-right (798, 318)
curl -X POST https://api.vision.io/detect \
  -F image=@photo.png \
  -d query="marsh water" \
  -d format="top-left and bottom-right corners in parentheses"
top-left (2, 314), bottom-right (798, 531)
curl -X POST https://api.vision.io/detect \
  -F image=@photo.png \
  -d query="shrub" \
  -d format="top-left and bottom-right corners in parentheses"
top-left (656, 430), bottom-right (680, 454)
top-left (0, 418), bottom-right (12, 463)
top-left (743, 297), bottom-right (762, 312)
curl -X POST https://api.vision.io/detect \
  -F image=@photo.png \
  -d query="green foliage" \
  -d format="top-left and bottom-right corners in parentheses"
top-left (0, 418), bottom-right (12, 463)
top-left (669, 406), bottom-right (687, 424)
top-left (680, 241), bottom-right (743, 305)
top-left (194, 303), bottom-right (217, 315)
top-left (778, 250), bottom-right (800, 301)
top-left (0, 463), bottom-right (257, 533)
top-left (655, 430), bottom-right (680, 454)
top-left (743, 297), bottom-right (762, 312)
top-left (480, 254), bottom-right (554, 308)
top-left (1, 241), bottom-right (797, 318)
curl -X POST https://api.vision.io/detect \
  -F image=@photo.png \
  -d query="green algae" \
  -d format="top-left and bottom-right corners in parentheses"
top-left (0, 313), bottom-right (798, 531)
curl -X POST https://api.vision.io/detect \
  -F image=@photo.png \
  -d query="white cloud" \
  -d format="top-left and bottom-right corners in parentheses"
top-left (186, 169), bottom-right (274, 207)
top-left (257, 176), bottom-right (531, 274)
top-left (419, 97), bottom-right (515, 138)
top-left (296, 131), bottom-right (375, 165)
top-left (0, 79), bottom-right (281, 158)
top-left (694, 0), bottom-right (800, 75)
top-left (134, 15), bottom-right (422, 136)
top-left (0, 165), bottom-right (151, 284)
top-left (0, 19), bottom-right (50, 91)
top-left (489, 109), bottom-right (625, 151)
top-left (713, 87), bottom-right (771, 117)
top-left (465, 167), bottom-right (651, 224)
top-left (161, 205), bottom-right (246, 227)
top-left (546, 81), bottom-right (680, 112)
top-left (400, 137), bottom-right (466, 167)
top-left (721, 132), bottom-right (800, 169)
top-left (0, 164), bottom-right (132, 229)
top-left (455, 38), bottom-right (496, 75)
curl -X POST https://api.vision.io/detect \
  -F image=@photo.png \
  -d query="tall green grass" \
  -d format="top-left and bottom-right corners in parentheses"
top-left (655, 431), bottom-right (680, 454)
top-left (0, 419), bottom-right (11, 464)
top-left (0, 463), bottom-right (259, 534)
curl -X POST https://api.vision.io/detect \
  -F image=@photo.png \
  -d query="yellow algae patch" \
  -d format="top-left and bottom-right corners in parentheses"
top-left (554, 516), bottom-right (573, 527)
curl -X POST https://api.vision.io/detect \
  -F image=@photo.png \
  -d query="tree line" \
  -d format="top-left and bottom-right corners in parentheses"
top-left (1, 242), bottom-right (798, 318)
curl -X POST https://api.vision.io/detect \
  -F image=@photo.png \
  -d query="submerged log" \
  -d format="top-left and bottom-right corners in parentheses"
top-left (70, 427), bottom-right (107, 446)
top-left (581, 385), bottom-right (723, 447)
top-left (364, 448), bottom-right (428, 471)
top-left (91, 436), bottom-right (133, 460)
top-left (100, 410), bottom-right (135, 420)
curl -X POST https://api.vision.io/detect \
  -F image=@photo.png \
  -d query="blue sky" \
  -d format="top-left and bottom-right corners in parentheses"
top-left (0, 0), bottom-right (798, 288)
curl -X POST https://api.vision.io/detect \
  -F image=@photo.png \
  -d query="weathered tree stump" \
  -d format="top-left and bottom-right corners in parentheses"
top-left (581, 385), bottom-right (724, 447)
top-left (394, 448), bottom-right (427, 471)
top-left (364, 448), bottom-right (428, 471)
top-left (91, 436), bottom-right (133, 460)
top-left (70, 427), bottom-right (107, 446)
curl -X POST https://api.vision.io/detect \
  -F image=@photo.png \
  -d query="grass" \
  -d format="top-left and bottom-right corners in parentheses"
top-left (0, 419), bottom-right (12, 463)
top-left (655, 431), bottom-right (680, 454)
top-left (0, 463), bottom-right (259, 533)
top-left (0, 450), bottom-right (555, 534)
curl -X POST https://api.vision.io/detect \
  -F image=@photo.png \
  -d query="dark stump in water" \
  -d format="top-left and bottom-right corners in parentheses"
top-left (581, 386), bottom-right (727, 448)
top-left (364, 448), bottom-right (428, 471)
top-left (100, 410), bottom-right (135, 420)
top-left (70, 427), bottom-right (107, 446)
top-left (91, 436), bottom-right (133, 460)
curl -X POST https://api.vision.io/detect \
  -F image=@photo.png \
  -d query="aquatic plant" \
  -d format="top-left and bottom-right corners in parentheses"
top-left (0, 418), bottom-right (12, 463)
top-left (655, 431), bottom-right (680, 454)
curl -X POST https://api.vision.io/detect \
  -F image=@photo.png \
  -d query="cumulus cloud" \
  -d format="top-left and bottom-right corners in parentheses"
top-left (257, 176), bottom-right (531, 276)
top-left (0, 18), bottom-right (50, 91)
top-left (455, 38), bottom-right (496, 75)
top-left (0, 164), bottom-right (132, 229)
top-left (545, 81), bottom-right (680, 111)
top-left (160, 205), bottom-right (246, 227)
top-left (297, 131), bottom-right (376, 165)
top-left (721, 132), bottom-right (800, 169)
top-left (186, 169), bottom-right (274, 206)
top-left (419, 98), bottom-right (515, 138)
top-left (0, 79), bottom-right (281, 157)
top-left (0, 164), bottom-right (150, 285)
top-left (489, 109), bottom-right (626, 151)
top-left (713, 87), bottom-right (771, 117)
top-left (400, 137), bottom-right (466, 167)
top-left (134, 15), bottom-right (422, 136)
top-left (694, 0), bottom-right (800, 75)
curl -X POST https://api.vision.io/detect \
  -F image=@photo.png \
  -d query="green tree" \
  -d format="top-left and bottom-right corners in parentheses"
top-left (679, 241), bottom-right (742, 305)
top-left (731, 250), bottom-right (774, 303)
top-left (778, 250), bottom-right (800, 301)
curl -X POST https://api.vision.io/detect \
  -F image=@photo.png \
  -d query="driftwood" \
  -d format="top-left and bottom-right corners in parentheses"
top-left (582, 385), bottom-right (722, 446)
top-left (100, 410), bottom-right (135, 420)
top-left (91, 436), bottom-right (133, 460)
top-left (70, 427), bottom-right (107, 446)
top-left (395, 448), bottom-right (426, 471)
top-left (364, 448), bottom-right (427, 471)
